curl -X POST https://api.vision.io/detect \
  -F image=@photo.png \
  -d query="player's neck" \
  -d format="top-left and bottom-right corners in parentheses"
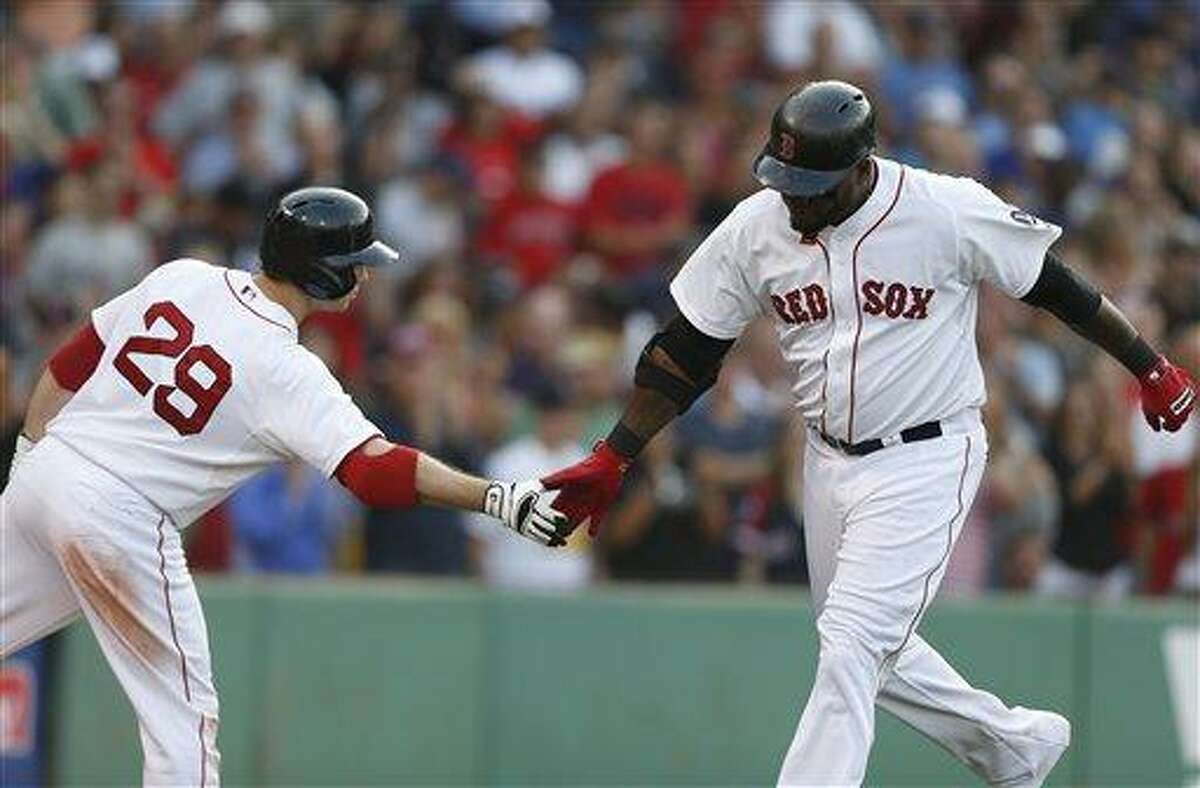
top-left (831, 159), bottom-right (879, 228)
top-left (253, 273), bottom-right (312, 323)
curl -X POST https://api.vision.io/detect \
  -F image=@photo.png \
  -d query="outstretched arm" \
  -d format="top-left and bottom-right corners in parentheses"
top-left (1021, 252), bottom-right (1196, 431)
top-left (542, 313), bottom-right (735, 535)
top-left (334, 437), bottom-right (569, 546)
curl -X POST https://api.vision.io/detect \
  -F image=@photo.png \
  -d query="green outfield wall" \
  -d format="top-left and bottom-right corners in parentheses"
top-left (47, 579), bottom-right (1199, 786)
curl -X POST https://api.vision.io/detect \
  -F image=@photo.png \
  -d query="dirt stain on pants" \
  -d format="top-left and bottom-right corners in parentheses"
top-left (61, 541), bottom-right (166, 665)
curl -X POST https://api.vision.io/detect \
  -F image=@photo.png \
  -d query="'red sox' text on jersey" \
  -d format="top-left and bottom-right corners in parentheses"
top-left (669, 157), bottom-right (1061, 444)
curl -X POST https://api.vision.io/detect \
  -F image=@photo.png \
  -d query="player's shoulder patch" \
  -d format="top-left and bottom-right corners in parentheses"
top-left (1007, 209), bottom-right (1041, 227)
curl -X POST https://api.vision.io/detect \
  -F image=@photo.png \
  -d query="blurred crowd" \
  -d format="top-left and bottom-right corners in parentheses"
top-left (2, 0), bottom-right (1197, 599)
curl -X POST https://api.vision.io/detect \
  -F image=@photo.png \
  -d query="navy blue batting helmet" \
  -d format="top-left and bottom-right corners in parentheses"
top-left (260, 187), bottom-right (400, 300)
top-left (753, 81), bottom-right (876, 197)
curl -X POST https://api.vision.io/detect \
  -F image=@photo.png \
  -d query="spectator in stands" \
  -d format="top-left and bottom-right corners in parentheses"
top-left (26, 163), bottom-right (152, 317)
top-left (1037, 376), bottom-right (1136, 600)
top-left (227, 461), bottom-right (357, 574)
top-left (880, 7), bottom-right (973, 143)
top-left (604, 427), bottom-right (738, 582)
top-left (562, 330), bottom-right (622, 447)
top-left (459, 0), bottom-right (583, 120)
top-left (503, 285), bottom-right (574, 402)
top-left (539, 89), bottom-right (627, 205)
top-left (180, 88), bottom-right (299, 196)
top-left (354, 50), bottom-right (453, 182)
top-left (1131, 324), bottom-right (1200, 594)
top-left (153, 0), bottom-right (320, 174)
top-left (361, 323), bottom-right (475, 575)
top-left (66, 77), bottom-right (177, 222)
top-left (438, 86), bottom-right (536, 212)
top-left (677, 359), bottom-right (780, 580)
top-left (477, 143), bottom-right (578, 291)
top-left (375, 156), bottom-right (468, 275)
top-left (582, 98), bottom-right (691, 314)
top-left (763, 0), bottom-right (885, 78)
top-left (0, 348), bottom-right (19, 485)
top-left (968, 380), bottom-right (1059, 591)
top-left (469, 380), bottom-right (589, 589)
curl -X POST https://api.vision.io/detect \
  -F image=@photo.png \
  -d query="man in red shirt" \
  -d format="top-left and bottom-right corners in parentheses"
top-left (439, 88), bottom-right (542, 213)
top-left (582, 100), bottom-right (691, 288)
top-left (477, 144), bottom-right (578, 290)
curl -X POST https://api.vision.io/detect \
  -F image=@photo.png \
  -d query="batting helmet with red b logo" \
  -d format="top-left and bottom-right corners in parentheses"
top-left (753, 81), bottom-right (876, 197)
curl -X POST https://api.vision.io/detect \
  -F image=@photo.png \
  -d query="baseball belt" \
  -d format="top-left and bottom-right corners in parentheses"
top-left (820, 420), bottom-right (942, 457)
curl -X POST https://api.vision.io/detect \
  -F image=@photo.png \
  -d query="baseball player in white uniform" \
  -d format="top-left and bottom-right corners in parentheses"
top-left (0, 187), bottom-right (570, 785)
top-left (541, 82), bottom-right (1197, 786)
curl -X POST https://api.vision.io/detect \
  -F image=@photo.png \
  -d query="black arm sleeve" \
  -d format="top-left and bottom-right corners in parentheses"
top-left (1020, 252), bottom-right (1101, 325)
top-left (1021, 251), bottom-right (1159, 376)
top-left (605, 313), bottom-right (735, 458)
top-left (656, 312), bottom-right (736, 383)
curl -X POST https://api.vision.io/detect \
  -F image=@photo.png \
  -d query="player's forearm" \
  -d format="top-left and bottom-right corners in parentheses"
top-left (1021, 255), bottom-right (1157, 377)
top-left (606, 317), bottom-right (734, 459)
top-left (414, 452), bottom-right (492, 512)
top-left (1065, 297), bottom-right (1159, 377)
top-left (609, 375), bottom-right (684, 459)
top-left (22, 369), bottom-right (74, 441)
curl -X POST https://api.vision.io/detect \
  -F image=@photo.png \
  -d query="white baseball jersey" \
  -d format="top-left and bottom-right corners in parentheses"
top-left (46, 258), bottom-right (379, 526)
top-left (671, 156), bottom-right (1061, 444)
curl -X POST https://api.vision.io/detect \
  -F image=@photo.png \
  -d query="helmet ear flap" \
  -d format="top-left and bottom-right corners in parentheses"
top-left (297, 263), bottom-right (357, 300)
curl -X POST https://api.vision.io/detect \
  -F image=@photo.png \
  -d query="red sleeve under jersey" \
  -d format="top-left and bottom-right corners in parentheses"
top-left (334, 440), bottom-right (420, 508)
top-left (48, 321), bottom-right (105, 391)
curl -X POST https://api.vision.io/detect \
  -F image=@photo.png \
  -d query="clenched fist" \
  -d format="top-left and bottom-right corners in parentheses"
top-left (1139, 356), bottom-right (1196, 432)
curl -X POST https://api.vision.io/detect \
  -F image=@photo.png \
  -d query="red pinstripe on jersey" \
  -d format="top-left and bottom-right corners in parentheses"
top-left (813, 238), bottom-right (833, 435)
top-left (883, 435), bottom-right (973, 665)
top-left (155, 514), bottom-right (211, 784)
top-left (847, 166), bottom-right (906, 443)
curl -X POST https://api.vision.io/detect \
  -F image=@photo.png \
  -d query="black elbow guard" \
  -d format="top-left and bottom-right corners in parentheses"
top-left (634, 337), bottom-right (712, 413)
top-left (634, 314), bottom-right (734, 413)
top-left (1021, 253), bottom-right (1102, 325)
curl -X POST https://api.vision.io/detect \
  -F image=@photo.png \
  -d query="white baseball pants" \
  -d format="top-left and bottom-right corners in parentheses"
top-left (778, 412), bottom-right (1068, 786)
top-left (1, 436), bottom-right (220, 786)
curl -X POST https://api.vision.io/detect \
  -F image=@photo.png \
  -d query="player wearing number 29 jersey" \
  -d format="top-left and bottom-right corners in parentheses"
top-left (49, 258), bottom-right (377, 527)
top-left (2, 187), bottom-right (570, 786)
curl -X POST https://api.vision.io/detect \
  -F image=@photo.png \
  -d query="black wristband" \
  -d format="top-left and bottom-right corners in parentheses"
top-left (606, 423), bottom-right (645, 459)
top-left (1117, 335), bottom-right (1160, 378)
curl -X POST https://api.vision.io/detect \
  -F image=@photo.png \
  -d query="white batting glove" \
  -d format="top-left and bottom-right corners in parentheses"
top-left (11, 433), bottom-right (35, 474)
top-left (483, 479), bottom-right (570, 547)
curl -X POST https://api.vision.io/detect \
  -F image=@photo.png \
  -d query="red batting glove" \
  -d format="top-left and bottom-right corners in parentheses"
top-left (541, 441), bottom-right (630, 537)
top-left (1139, 356), bottom-right (1197, 432)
